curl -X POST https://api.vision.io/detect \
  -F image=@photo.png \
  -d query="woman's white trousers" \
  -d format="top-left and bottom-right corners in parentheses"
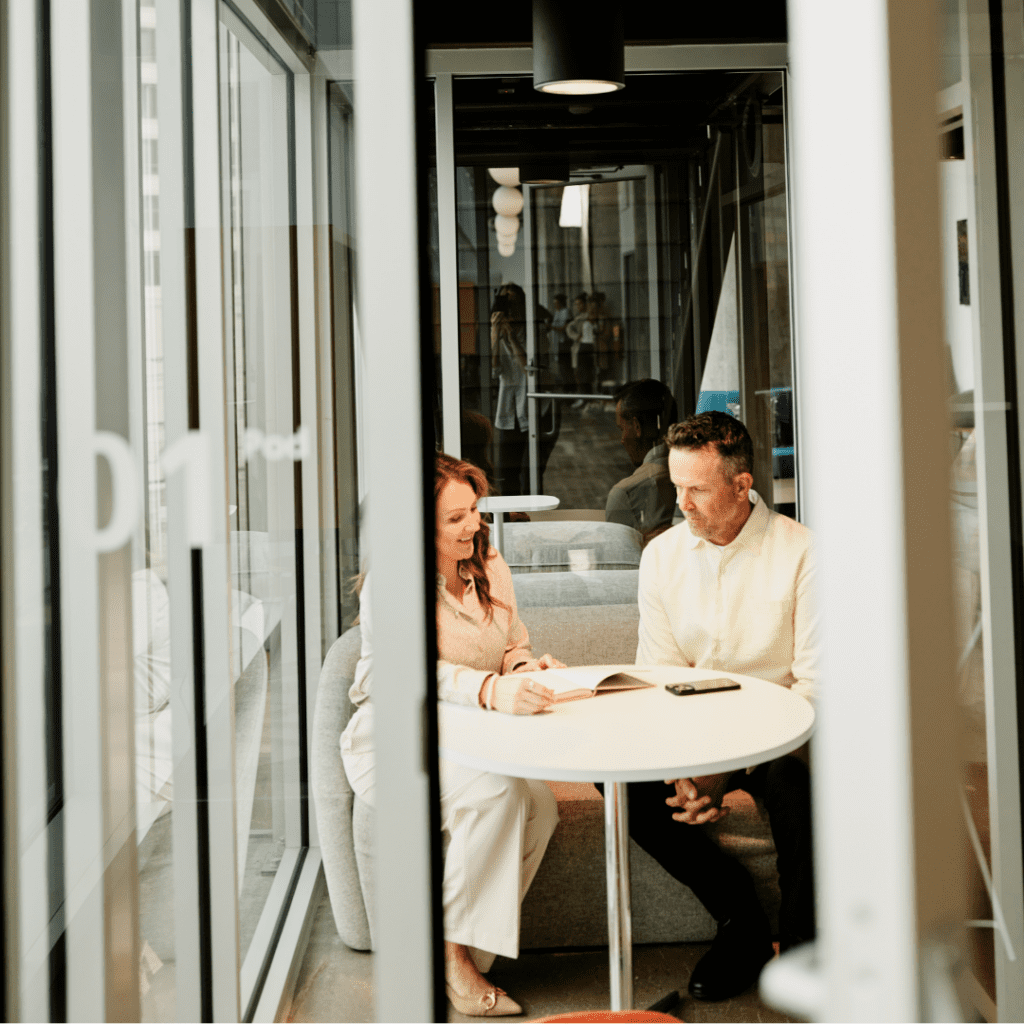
top-left (345, 746), bottom-right (558, 968)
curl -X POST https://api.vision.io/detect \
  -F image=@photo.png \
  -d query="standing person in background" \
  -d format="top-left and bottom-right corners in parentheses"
top-left (565, 292), bottom-right (595, 406)
top-left (491, 283), bottom-right (559, 494)
top-left (549, 293), bottom-right (572, 390)
top-left (490, 286), bottom-right (529, 496)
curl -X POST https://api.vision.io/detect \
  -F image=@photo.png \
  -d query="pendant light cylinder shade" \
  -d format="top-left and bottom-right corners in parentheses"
top-left (520, 162), bottom-right (571, 184)
top-left (533, 0), bottom-right (624, 96)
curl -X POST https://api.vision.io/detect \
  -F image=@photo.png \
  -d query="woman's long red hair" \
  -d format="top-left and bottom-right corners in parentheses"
top-left (435, 452), bottom-right (506, 620)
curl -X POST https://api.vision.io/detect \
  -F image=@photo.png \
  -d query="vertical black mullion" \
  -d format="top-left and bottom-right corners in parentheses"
top-left (986, 0), bottom-right (1024, 895)
top-left (412, 12), bottom-right (446, 1024)
top-left (37, 0), bottom-right (66, 1018)
top-left (180, 0), bottom-right (213, 1019)
top-left (286, 71), bottom-right (310, 848)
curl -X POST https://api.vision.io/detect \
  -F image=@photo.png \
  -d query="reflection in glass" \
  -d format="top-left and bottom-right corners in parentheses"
top-left (132, 2), bottom-right (177, 1016)
top-left (444, 74), bottom-right (797, 542)
top-left (218, 8), bottom-right (305, 972)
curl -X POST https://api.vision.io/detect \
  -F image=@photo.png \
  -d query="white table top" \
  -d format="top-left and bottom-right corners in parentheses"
top-left (478, 494), bottom-right (560, 514)
top-left (439, 666), bottom-right (814, 783)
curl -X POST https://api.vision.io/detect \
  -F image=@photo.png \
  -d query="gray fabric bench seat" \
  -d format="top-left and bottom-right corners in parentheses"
top-left (503, 520), bottom-right (642, 574)
top-left (512, 569), bottom-right (639, 609)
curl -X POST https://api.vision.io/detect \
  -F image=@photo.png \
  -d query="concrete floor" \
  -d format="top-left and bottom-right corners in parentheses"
top-left (286, 894), bottom-right (798, 1023)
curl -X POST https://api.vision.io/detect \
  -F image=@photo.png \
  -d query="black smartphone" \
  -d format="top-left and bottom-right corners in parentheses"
top-left (665, 678), bottom-right (741, 696)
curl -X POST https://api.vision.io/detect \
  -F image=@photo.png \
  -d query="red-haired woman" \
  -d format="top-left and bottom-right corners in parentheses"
top-left (341, 453), bottom-right (564, 1016)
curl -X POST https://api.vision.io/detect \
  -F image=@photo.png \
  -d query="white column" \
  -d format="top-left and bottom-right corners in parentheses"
top-left (764, 2), bottom-right (962, 1020)
top-left (353, 0), bottom-right (439, 1020)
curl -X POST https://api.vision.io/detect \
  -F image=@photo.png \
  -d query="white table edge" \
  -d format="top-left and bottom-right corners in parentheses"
top-left (438, 720), bottom-right (814, 783)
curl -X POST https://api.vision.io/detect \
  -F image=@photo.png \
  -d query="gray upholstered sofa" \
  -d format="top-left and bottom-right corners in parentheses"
top-left (502, 520), bottom-right (643, 573)
top-left (311, 570), bottom-right (780, 953)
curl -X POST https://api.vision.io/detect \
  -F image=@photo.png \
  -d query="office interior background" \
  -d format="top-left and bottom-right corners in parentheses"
top-left (1, 0), bottom-right (1023, 1020)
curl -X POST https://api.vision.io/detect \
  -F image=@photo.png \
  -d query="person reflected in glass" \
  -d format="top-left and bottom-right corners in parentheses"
top-left (490, 285), bottom-right (529, 495)
top-left (565, 291), bottom-right (595, 405)
top-left (549, 292), bottom-right (572, 390)
top-left (341, 454), bottom-right (564, 1016)
top-left (606, 379), bottom-right (678, 543)
top-left (491, 283), bottom-right (559, 494)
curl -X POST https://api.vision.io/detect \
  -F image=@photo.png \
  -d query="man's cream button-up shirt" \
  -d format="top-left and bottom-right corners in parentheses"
top-left (636, 491), bottom-right (819, 704)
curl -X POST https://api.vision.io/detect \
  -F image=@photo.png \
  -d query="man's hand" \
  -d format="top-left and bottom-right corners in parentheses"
top-left (511, 653), bottom-right (567, 673)
top-left (664, 773), bottom-right (732, 825)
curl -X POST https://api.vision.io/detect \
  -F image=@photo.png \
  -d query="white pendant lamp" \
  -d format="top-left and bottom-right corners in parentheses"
top-left (497, 237), bottom-right (517, 258)
top-left (494, 214), bottom-right (520, 238)
top-left (491, 185), bottom-right (524, 218)
top-left (488, 167), bottom-right (521, 187)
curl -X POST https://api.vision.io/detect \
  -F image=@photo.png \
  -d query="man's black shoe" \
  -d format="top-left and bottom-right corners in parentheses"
top-left (687, 917), bottom-right (774, 1002)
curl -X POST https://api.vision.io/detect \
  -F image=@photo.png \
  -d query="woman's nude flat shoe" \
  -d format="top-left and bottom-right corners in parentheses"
top-left (445, 982), bottom-right (522, 1017)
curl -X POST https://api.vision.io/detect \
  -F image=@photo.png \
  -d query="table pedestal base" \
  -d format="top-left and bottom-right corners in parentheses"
top-left (604, 780), bottom-right (632, 1010)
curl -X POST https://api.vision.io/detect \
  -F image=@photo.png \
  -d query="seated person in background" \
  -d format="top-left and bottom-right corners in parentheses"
top-left (605, 379), bottom-right (678, 538)
top-left (629, 411), bottom-right (818, 1001)
top-left (341, 453), bottom-right (564, 1017)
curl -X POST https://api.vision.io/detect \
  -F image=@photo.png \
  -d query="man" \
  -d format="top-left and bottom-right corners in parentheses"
top-left (631, 410), bottom-right (817, 1001)
top-left (549, 293), bottom-right (572, 390)
top-left (605, 379), bottom-right (678, 539)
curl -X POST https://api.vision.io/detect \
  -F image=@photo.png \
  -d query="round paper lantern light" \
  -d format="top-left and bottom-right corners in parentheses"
top-left (497, 237), bottom-right (517, 258)
top-left (491, 185), bottom-right (524, 218)
top-left (494, 214), bottom-right (520, 238)
top-left (488, 167), bottom-right (520, 187)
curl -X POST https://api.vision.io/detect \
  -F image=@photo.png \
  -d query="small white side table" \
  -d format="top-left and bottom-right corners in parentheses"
top-left (477, 494), bottom-right (560, 555)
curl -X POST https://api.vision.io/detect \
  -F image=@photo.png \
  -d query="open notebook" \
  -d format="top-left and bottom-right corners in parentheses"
top-left (513, 664), bottom-right (656, 703)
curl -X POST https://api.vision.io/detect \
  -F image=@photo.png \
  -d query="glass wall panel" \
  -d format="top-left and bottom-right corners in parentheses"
top-left (444, 73), bottom-right (797, 546)
top-left (218, 5), bottom-right (306, 971)
top-left (132, 2), bottom-right (179, 1016)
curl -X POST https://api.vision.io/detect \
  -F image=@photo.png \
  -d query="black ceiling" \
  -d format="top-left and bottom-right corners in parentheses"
top-left (448, 71), bottom-right (783, 167)
top-left (421, 2), bottom-right (787, 48)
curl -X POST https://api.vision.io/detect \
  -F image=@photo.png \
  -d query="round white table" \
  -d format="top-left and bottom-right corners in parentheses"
top-left (477, 494), bottom-right (560, 556)
top-left (438, 666), bottom-right (815, 1011)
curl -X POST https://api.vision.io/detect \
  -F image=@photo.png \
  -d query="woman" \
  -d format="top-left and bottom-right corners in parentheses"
top-left (341, 453), bottom-right (564, 1016)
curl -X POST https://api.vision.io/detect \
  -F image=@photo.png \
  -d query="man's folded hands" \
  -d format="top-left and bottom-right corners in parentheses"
top-left (664, 773), bottom-right (732, 825)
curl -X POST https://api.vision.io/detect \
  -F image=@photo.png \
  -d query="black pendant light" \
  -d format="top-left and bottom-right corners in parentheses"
top-left (533, 0), bottom-right (625, 96)
top-left (520, 162), bottom-right (572, 184)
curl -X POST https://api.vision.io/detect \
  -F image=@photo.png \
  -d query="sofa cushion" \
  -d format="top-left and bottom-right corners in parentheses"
top-left (513, 569), bottom-right (639, 609)
top-left (519, 604), bottom-right (640, 668)
top-left (504, 521), bottom-right (642, 574)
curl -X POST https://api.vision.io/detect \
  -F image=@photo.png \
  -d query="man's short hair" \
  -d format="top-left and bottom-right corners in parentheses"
top-left (614, 379), bottom-right (678, 440)
top-left (553, 292), bottom-right (567, 303)
top-left (665, 411), bottom-right (754, 478)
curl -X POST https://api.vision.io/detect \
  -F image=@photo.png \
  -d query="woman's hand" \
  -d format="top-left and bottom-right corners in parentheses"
top-left (511, 653), bottom-right (566, 673)
top-left (489, 674), bottom-right (554, 715)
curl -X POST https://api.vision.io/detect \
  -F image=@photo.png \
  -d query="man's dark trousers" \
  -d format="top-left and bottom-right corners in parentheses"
top-left (602, 755), bottom-right (815, 944)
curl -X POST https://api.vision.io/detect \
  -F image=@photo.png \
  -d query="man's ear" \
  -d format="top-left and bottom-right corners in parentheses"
top-left (735, 472), bottom-right (754, 498)
top-left (626, 416), bottom-right (642, 439)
